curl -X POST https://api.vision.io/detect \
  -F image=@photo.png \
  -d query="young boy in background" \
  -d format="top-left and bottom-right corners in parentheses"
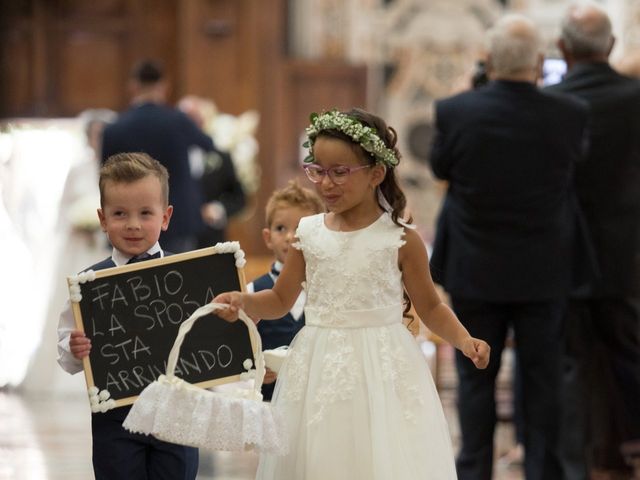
top-left (56, 152), bottom-right (199, 479)
top-left (248, 180), bottom-right (324, 400)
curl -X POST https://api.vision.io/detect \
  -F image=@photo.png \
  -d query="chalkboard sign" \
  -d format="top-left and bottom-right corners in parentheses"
top-left (67, 244), bottom-right (253, 409)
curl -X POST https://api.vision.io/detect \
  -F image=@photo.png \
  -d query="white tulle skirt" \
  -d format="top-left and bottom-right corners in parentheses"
top-left (255, 321), bottom-right (457, 480)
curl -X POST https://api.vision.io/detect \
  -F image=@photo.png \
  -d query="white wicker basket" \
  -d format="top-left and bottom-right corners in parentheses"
top-left (123, 303), bottom-right (287, 455)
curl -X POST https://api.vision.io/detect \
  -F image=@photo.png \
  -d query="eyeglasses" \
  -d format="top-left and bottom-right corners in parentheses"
top-left (303, 164), bottom-right (372, 185)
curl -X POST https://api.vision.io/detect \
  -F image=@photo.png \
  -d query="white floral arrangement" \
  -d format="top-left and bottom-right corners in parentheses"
top-left (68, 192), bottom-right (101, 232)
top-left (304, 110), bottom-right (399, 167)
top-left (188, 97), bottom-right (261, 195)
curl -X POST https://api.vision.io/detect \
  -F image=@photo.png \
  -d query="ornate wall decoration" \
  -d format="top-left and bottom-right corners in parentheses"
top-left (621, 0), bottom-right (640, 53)
top-left (363, 0), bottom-right (500, 239)
top-left (287, 0), bottom-right (634, 238)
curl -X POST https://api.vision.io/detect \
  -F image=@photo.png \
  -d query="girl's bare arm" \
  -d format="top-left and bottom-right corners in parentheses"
top-left (399, 228), bottom-right (489, 368)
top-left (214, 245), bottom-right (305, 320)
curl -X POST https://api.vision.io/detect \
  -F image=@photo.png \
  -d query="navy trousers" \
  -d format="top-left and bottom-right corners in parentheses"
top-left (92, 406), bottom-right (199, 479)
top-left (452, 298), bottom-right (565, 480)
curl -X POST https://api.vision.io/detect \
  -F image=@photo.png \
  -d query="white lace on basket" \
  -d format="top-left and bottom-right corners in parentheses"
top-left (167, 302), bottom-right (266, 397)
top-left (123, 302), bottom-right (288, 455)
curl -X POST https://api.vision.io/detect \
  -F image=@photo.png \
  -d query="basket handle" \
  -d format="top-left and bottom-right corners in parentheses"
top-left (165, 302), bottom-right (265, 399)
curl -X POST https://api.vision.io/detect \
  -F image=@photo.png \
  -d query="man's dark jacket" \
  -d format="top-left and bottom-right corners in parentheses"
top-left (197, 149), bottom-right (246, 248)
top-left (430, 80), bottom-right (591, 301)
top-left (102, 102), bottom-right (214, 245)
top-left (547, 62), bottom-right (640, 297)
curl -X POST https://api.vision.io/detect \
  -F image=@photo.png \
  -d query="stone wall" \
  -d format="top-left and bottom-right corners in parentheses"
top-left (287, 0), bottom-right (638, 240)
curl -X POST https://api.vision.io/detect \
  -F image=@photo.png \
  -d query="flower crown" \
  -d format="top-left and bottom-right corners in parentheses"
top-left (302, 110), bottom-right (399, 168)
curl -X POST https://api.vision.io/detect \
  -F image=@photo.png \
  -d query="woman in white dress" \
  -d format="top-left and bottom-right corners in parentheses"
top-left (214, 108), bottom-right (490, 479)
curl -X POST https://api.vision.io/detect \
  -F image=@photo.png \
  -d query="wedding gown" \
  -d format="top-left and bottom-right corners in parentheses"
top-left (256, 212), bottom-right (457, 479)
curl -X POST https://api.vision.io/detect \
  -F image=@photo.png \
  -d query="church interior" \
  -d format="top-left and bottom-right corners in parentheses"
top-left (1, 0), bottom-right (640, 479)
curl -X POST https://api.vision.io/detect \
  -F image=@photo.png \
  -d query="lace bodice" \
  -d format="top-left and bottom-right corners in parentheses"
top-left (293, 213), bottom-right (406, 325)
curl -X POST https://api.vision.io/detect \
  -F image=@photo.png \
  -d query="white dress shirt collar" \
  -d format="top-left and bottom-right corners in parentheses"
top-left (111, 242), bottom-right (163, 266)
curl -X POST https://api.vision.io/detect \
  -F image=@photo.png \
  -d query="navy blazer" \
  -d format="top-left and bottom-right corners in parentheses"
top-left (547, 62), bottom-right (640, 297)
top-left (430, 80), bottom-right (590, 301)
top-left (101, 102), bottom-right (214, 243)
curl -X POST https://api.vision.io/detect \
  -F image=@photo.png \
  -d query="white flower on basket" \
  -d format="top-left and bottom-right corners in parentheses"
top-left (243, 358), bottom-right (254, 370)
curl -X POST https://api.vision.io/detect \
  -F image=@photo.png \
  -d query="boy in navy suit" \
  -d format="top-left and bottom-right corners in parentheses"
top-left (57, 152), bottom-right (199, 479)
top-left (248, 181), bottom-right (323, 400)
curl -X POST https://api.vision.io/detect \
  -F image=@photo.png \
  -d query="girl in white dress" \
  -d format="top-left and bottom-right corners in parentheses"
top-left (214, 108), bottom-right (490, 480)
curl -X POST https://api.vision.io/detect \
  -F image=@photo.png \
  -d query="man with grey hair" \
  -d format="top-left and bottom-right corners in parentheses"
top-left (429, 14), bottom-right (592, 480)
top-left (485, 14), bottom-right (542, 77)
top-left (547, 2), bottom-right (640, 478)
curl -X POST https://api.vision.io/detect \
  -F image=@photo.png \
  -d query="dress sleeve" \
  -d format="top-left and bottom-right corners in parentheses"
top-left (292, 214), bottom-right (315, 251)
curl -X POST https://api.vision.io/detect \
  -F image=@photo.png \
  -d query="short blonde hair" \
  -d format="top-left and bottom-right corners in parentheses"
top-left (99, 152), bottom-right (169, 207)
top-left (265, 180), bottom-right (324, 227)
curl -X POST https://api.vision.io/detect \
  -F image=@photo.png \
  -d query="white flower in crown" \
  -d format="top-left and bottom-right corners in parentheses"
top-left (303, 110), bottom-right (399, 168)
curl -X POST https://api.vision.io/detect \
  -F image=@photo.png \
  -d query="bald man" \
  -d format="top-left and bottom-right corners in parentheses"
top-left (547, 3), bottom-right (640, 479)
top-left (429, 14), bottom-right (591, 480)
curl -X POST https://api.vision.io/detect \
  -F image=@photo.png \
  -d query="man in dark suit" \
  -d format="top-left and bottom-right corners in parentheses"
top-left (547, 4), bottom-right (640, 478)
top-left (429, 14), bottom-right (589, 480)
top-left (102, 60), bottom-right (215, 252)
top-left (176, 95), bottom-right (246, 248)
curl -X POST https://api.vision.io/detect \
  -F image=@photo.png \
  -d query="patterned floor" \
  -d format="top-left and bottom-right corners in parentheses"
top-left (0, 343), bottom-right (524, 480)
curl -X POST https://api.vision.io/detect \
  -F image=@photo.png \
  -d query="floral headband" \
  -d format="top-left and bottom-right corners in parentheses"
top-left (302, 110), bottom-right (399, 168)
